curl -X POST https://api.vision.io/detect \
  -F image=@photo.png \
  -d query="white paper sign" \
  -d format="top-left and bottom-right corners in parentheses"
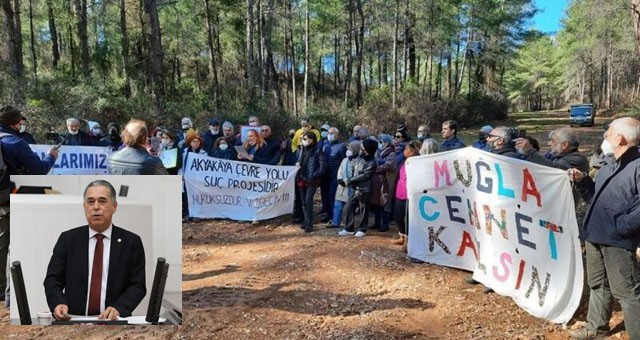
top-left (30, 144), bottom-right (111, 175)
top-left (183, 153), bottom-right (297, 221)
top-left (406, 148), bottom-right (583, 324)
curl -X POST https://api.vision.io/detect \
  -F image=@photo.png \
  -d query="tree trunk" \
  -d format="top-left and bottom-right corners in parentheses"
top-left (343, 0), bottom-right (353, 106)
top-left (120, 0), bottom-right (132, 97)
top-left (144, 0), bottom-right (166, 117)
top-left (392, 0), bottom-right (399, 109)
top-left (334, 33), bottom-right (340, 91)
top-left (246, 0), bottom-right (255, 97)
top-left (75, 0), bottom-right (90, 77)
top-left (28, 0), bottom-right (37, 85)
top-left (263, 0), bottom-right (282, 110)
top-left (303, 0), bottom-right (309, 111)
top-left (354, 0), bottom-right (364, 107)
top-left (2, 0), bottom-right (24, 102)
top-left (632, 0), bottom-right (640, 52)
top-left (14, 0), bottom-right (24, 76)
top-left (287, 0), bottom-right (297, 117)
top-left (204, 0), bottom-right (219, 104)
top-left (47, 0), bottom-right (59, 68)
top-left (405, 5), bottom-right (416, 81)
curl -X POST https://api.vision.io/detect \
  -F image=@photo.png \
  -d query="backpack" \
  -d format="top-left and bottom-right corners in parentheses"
top-left (0, 132), bottom-right (12, 204)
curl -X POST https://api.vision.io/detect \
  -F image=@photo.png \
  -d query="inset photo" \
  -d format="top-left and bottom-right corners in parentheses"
top-left (9, 175), bottom-right (182, 325)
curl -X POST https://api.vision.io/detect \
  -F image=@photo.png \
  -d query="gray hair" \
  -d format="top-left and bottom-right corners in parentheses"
top-left (420, 138), bottom-right (439, 155)
top-left (359, 126), bottom-right (370, 139)
top-left (66, 118), bottom-right (80, 126)
top-left (328, 127), bottom-right (339, 136)
top-left (493, 126), bottom-right (511, 144)
top-left (553, 127), bottom-right (580, 148)
top-left (609, 117), bottom-right (640, 146)
top-left (83, 180), bottom-right (117, 202)
top-left (222, 121), bottom-right (234, 130)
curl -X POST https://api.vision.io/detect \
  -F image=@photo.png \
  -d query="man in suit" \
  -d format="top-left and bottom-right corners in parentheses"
top-left (44, 180), bottom-right (146, 320)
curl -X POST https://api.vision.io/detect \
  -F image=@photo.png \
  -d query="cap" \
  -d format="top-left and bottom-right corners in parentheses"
top-left (480, 125), bottom-right (493, 135)
top-left (320, 123), bottom-right (331, 131)
top-left (209, 118), bottom-right (220, 126)
top-left (0, 105), bottom-right (22, 126)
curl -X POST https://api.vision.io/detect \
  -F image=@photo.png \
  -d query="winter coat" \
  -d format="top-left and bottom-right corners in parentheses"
top-left (371, 146), bottom-right (397, 206)
top-left (296, 144), bottom-right (327, 187)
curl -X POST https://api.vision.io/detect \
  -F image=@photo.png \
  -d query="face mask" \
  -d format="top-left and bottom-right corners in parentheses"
top-left (92, 128), bottom-right (101, 136)
top-left (378, 143), bottom-right (384, 150)
top-left (219, 143), bottom-right (228, 151)
top-left (417, 133), bottom-right (424, 139)
top-left (210, 127), bottom-right (219, 134)
top-left (600, 139), bottom-right (615, 156)
top-left (302, 140), bottom-right (310, 147)
top-left (321, 131), bottom-right (328, 139)
top-left (346, 150), bottom-right (353, 158)
top-left (68, 129), bottom-right (79, 135)
top-left (19, 124), bottom-right (26, 133)
top-left (327, 134), bottom-right (336, 142)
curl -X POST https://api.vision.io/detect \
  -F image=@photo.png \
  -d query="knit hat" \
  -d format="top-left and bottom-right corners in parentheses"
top-left (480, 125), bottom-right (493, 135)
top-left (0, 105), bottom-right (22, 125)
top-left (379, 133), bottom-right (393, 144)
top-left (209, 118), bottom-right (220, 126)
top-left (396, 124), bottom-right (407, 133)
top-left (362, 138), bottom-right (378, 155)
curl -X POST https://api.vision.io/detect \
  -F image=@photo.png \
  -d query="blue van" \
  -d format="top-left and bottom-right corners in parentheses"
top-left (569, 104), bottom-right (595, 127)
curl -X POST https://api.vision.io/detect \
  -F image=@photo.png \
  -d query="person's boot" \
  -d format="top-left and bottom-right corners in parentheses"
top-left (401, 236), bottom-right (408, 253)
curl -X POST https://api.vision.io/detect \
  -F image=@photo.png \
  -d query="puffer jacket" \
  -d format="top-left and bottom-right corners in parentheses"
top-left (108, 146), bottom-right (169, 175)
top-left (296, 144), bottom-right (327, 186)
top-left (347, 155), bottom-right (376, 193)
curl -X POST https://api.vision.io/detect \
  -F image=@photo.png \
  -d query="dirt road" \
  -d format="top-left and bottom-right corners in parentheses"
top-left (1, 111), bottom-right (630, 339)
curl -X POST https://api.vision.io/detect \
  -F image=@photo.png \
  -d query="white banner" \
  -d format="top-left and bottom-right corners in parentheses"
top-left (406, 148), bottom-right (583, 324)
top-left (183, 153), bottom-right (297, 221)
top-left (30, 144), bottom-right (111, 175)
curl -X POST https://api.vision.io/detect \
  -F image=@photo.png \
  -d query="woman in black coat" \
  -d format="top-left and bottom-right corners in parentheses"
top-left (296, 131), bottom-right (327, 232)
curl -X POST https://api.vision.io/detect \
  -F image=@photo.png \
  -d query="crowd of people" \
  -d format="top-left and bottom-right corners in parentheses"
top-left (1, 104), bottom-right (640, 338)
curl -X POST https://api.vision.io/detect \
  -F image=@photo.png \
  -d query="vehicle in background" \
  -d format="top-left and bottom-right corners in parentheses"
top-left (569, 104), bottom-right (595, 127)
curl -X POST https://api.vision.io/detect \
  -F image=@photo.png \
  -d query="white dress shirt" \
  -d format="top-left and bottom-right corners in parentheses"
top-left (86, 225), bottom-right (112, 315)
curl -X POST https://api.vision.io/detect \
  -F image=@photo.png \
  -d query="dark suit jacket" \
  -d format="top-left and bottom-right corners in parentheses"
top-left (43, 225), bottom-right (146, 317)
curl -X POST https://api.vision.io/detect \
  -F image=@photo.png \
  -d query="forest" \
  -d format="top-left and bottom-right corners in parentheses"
top-left (1, 0), bottom-right (640, 138)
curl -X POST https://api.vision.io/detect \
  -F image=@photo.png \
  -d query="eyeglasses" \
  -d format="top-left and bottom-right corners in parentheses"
top-left (394, 135), bottom-right (402, 139)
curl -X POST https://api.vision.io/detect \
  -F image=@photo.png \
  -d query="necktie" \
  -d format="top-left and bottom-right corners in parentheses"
top-left (88, 234), bottom-right (105, 315)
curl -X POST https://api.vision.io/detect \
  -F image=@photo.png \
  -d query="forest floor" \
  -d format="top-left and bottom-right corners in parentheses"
top-left (1, 111), bottom-right (632, 339)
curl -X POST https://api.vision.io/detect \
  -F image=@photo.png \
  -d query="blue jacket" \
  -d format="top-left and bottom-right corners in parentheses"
top-left (578, 147), bottom-right (640, 251)
top-left (0, 125), bottom-right (56, 175)
top-left (263, 137), bottom-right (282, 165)
top-left (323, 140), bottom-right (347, 177)
top-left (440, 136), bottom-right (466, 151)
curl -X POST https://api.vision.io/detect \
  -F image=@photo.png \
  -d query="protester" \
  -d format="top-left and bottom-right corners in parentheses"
top-left (202, 118), bottom-right (223, 156)
top-left (211, 137), bottom-right (233, 160)
top-left (62, 118), bottom-right (93, 146)
top-left (281, 129), bottom-right (298, 166)
top-left (471, 125), bottom-right (493, 151)
top-left (568, 117), bottom-right (640, 340)
top-left (102, 122), bottom-right (122, 151)
top-left (259, 125), bottom-right (282, 165)
top-left (393, 140), bottom-right (424, 251)
top-left (319, 123), bottom-right (331, 149)
top-left (108, 119), bottom-right (169, 175)
top-left (292, 117), bottom-right (320, 155)
top-left (17, 116), bottom-right (36, 144)
top-left (486, 126), bottom-right (519, 157)
top-left (248, 115), bottom-right (260, 127)
top-left (348, 124), bottom-right (362, 143)
top-left (394, 129), bottom-right (410, 166)
top-left (184, 133), bottom-right (207, 156)
top-left (517, 127), bottom-right (589, 172)
top-left (160, 130), bottom-right (182, 175)
top-left (419, 138), bottom-right (439, 156)
top-left (0, 105), bottom-right (58, 307)
top-left (177, 117), bottom-right (193, 149)
top-left (88, 121), bottom-right (110, 147)
top-left (295, 132), bottom-right (327, 233)
top-left (440, 120), bottom-right (466, 151)
top-left (358, 126), bottom-right (370, 140)
top-left (320, 127), bottom-right (346, 223)
top-left (328, 141), bottom-right (361, 229)
top-left (416, 124), bottom-right (430, 143)
top-left (338, 139), bottom-right (378, 238)
top-left (370, 134), bottom-right (397, 232)
top-left (237, 129), bottom-right (270, 164)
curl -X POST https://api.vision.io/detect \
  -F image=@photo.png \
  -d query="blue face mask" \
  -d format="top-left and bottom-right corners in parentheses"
top-left (321, 131), bottom-right (328, 139)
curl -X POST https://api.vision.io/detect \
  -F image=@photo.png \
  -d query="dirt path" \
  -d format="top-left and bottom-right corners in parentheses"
top-left (0, 111), bottom-right (630, 339)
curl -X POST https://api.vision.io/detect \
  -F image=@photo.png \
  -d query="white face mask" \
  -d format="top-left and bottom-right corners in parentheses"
top-left (68, 129), bottom-right (79, 135)
top-left (210, 127), bottom-right (219, 134)
top-left (600, 139), bottom-right (615, 156)
top-left (346, 150), bottom-right (353, 158)
top-left (219, 143), bottom-right (228, 151)
top-left (417, 133), bottom-right (424, 139)
top-left (327, 134), bottom-right (336, 142)
top-left (92, 128), bottom-right (101, 136)
top-left (19, 124), bottom-right (26, 133)
top-left (302, 140), bottom-right (310, 147)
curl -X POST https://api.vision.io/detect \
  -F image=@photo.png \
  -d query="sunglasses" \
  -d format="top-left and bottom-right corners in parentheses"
top-left (394, 135), bottom-right (402, 139)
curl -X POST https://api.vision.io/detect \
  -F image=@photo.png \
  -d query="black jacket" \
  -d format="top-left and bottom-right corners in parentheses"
top-left (578, 147), bottom-right (640, 251)
top-left (296, 144), bottom-right (327, 186)
top-left (108, 146), bottom-right (169, 175)
top-left (347, 155), bottom-right (377, 193)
